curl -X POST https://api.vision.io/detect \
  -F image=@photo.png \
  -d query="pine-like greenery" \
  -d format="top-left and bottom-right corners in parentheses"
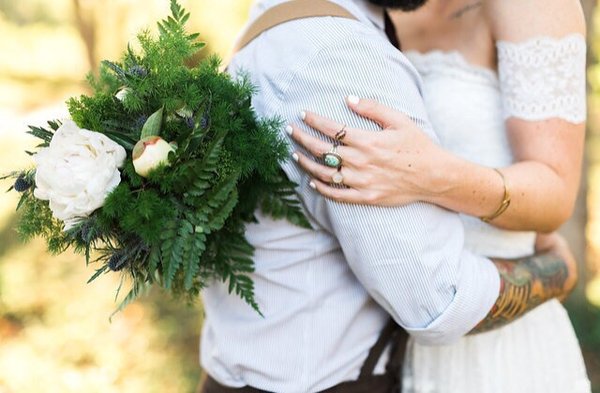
top-left (4, 0), bottom-right (310, 314)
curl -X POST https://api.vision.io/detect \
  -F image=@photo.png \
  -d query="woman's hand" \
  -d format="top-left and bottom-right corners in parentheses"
top-left (289, 96), bottom-right (445, 206)
top-left (534, 233), bottom-right (579, 301)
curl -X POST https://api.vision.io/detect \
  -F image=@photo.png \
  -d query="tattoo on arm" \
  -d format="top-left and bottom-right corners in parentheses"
top-left (450, 1), bottom-right (483, 19)
top-left (470, 253), bottom-right (570, 334)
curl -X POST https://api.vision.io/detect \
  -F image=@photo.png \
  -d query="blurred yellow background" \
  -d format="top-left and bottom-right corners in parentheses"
top-left (1, 0), bottom-right (600, 392)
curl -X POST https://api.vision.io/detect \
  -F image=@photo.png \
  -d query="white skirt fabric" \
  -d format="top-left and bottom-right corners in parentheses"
top-left (402, 299), bottom-right (591, 393)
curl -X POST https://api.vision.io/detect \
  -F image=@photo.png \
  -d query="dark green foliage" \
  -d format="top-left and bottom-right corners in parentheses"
top-left (257, 175), bottom-right (312, 229)
top-left (16, 195), bottom-right (69, 254)
top-left (3, 0), bottom-right (308, 314)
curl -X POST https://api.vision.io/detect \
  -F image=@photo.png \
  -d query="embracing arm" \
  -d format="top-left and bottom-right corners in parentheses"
top-left (292, 0), bottom-right (586, 233)
top-left (473, 233), bottom-right (578, 333)
top-left (431, 0), bottom-right (587, 232)
top-left (289, 109), bottom-right (579, 335)
top-left (279, 23), bottom-right (577, 344)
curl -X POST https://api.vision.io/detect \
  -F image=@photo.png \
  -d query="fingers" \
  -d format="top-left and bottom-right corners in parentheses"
top-left (287, 124), bottom-right (354, 163)
top-left (293, 151), bottom-right (360, 188)
top-left (299, 110), bottom-right (367, 146)
top-left (346, 95), bottom-right (410, 129)
top-left (309, 179), bottom-right (367, 205)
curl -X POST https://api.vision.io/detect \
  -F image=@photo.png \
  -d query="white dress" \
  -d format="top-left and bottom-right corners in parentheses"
top-left (402, 35), bottom-right (591, 393)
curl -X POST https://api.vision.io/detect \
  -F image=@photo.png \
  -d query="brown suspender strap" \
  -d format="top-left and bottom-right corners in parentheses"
top-left (358, 318), bottom-right (398, 378)
top-left (232, 0), bottom-right (358, 53)
top-left (199, 320), bottom-right (408, 393)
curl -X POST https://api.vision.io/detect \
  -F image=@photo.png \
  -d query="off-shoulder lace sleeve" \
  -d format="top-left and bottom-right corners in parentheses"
top-left (496, 34), bottom-right (587, 124)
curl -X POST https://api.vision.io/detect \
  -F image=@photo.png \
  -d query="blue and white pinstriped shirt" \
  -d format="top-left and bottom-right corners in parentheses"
top-left (201, 1), bottom-right (501, 392)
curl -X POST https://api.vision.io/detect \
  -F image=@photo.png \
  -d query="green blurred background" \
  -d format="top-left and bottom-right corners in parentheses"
top-left (1, 0), bottom-right (600, 392)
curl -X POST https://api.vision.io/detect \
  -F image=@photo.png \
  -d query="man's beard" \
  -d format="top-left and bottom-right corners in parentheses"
top-left (366, 0), bottom-right (428, 11)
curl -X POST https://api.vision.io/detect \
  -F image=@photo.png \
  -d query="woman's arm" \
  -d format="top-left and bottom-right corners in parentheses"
top-left (477, 0), bottom-right (587, 231)
top-left (290, 0), bottom-right (586, 232)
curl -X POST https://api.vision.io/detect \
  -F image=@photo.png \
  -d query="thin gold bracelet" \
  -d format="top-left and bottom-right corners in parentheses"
top-left (480, 168), bottom-right (511, 223)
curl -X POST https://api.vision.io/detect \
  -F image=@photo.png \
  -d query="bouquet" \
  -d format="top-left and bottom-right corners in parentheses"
top-left (2, 0), bottom-right (309, 315)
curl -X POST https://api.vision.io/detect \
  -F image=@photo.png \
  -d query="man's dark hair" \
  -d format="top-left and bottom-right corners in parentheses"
top-left (366, 0), bottom-right (428, 11)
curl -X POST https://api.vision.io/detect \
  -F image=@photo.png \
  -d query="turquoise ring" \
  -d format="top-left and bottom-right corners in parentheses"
top-left (323, 145), bottom-right (342, 169)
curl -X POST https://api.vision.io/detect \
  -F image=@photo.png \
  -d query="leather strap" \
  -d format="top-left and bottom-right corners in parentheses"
top-left (359, 319), bottom-right (398, 378)
top-left (199, 320), bottom-right (407, 393)
top-left (233, 0), bottom-right (358, 53)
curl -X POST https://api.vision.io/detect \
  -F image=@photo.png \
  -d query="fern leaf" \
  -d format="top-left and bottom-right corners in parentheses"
top-left (183, 232), bottom-right (207, 290)
top-left (206, 189), bottom-right (238, 232)
top-left (185, 133), bottom-right (225, 199)
top-left (163, 219), bottom-right (193, 288)
top-left (159, 219), bottom-right (178, 287)
top-left (147, 245), bottom-right (161, 279)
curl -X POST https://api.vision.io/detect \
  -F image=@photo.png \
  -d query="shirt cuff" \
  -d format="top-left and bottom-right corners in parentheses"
top-left (404, 255), bottom-right (501, 346)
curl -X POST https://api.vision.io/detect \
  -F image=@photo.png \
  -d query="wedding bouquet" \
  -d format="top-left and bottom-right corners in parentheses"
top-left (2, 0), bottom-right (308, 315)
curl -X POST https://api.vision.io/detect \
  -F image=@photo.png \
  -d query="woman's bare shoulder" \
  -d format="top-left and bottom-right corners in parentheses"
top-left (482, 0), bottom-right (585, 41)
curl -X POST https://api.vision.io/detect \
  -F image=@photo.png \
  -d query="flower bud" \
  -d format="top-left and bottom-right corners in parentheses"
top-left (132, 136), bottom-right (175, 177)
top-left (115, 87), bottom-right (132, 102)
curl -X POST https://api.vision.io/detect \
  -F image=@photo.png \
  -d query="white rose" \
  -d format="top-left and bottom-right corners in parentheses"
top-left (33, 120), bottom-right (127, 230)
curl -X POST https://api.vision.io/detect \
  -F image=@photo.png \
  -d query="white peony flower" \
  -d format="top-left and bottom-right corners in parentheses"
top-left (33, 120), bottom-right (127, 230)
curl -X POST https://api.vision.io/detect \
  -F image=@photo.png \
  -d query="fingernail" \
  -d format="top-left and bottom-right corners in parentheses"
top-left (309, 181), bottom-right (316, 189)
top-left (300, 111), bottom-right (306, 120)
top-left (285, 125), bottom-right (293, 136)
top-left (347, 95), bottom-right (360, 105)
top-left (292, 153), bottom-right (299, 162)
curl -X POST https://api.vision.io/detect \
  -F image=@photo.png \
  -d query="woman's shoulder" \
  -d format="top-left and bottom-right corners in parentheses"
top-left (482, 0), bottom-right (585, 42)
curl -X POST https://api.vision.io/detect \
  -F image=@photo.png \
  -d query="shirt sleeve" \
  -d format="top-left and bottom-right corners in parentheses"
top-left (276, 25), bottom-right (501, 345)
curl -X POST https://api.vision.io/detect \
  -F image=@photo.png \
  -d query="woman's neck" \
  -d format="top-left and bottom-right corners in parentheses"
top-left (389, 0), bottom-right (495, 69)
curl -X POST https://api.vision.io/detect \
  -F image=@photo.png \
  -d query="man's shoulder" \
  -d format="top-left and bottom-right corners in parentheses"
top-left (231, 15), bottom-right (417, 90)
top-left (235, 15), bottom-right (396, 64)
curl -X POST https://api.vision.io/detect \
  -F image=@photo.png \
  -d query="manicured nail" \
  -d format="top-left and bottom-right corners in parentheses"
top-left (300, 111), bottom-right (306, 120)
top-left (286, 125), bottom-right (293, 136)
top-left (292, 153), bottom-right (299, 162)
top-left (347, 95), bottom-right (360, 105)
top-left (309, 181), bottom-right (317, 189)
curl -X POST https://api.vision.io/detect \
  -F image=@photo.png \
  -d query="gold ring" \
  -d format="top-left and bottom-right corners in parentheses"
top-left (323, 145), bottom-right (342, 169)
top-left (335, 125), bottom-right (347, 142)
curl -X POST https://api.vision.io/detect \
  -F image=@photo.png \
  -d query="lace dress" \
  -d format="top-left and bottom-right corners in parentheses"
top-left (402, 35), bottom-right (590, 393)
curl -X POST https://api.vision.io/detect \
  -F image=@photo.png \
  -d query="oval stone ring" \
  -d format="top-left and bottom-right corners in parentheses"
top-left (332, 170), bottom-right (344, 185)
top-left (323, 145), bottom-right (343, 169)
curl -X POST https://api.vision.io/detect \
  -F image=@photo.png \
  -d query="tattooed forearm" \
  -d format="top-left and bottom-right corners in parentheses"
top-left (450, 1), bottom-right (483, 19)
top-left (470, 253), bottom-right (571, 334)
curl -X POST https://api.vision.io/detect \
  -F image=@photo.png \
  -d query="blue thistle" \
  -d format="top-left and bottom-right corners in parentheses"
top-left (200, 113), bottom-right (210, 129)
top-left (184, 116), bottom-right (195, 129)
top-left (134, 115), bottom-right (149, 130)
top-left (108, 253), bottom-right (128, 272)
top-left (128, 65), bottom-right (148, 78)
top-left (80, 224), bottom-right (94, 243)
top-left (14, 175), bottom-right (31, 192)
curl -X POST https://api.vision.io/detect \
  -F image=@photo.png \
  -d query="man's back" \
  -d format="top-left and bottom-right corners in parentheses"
top-left (201, 1), bottom-right (500, 392)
